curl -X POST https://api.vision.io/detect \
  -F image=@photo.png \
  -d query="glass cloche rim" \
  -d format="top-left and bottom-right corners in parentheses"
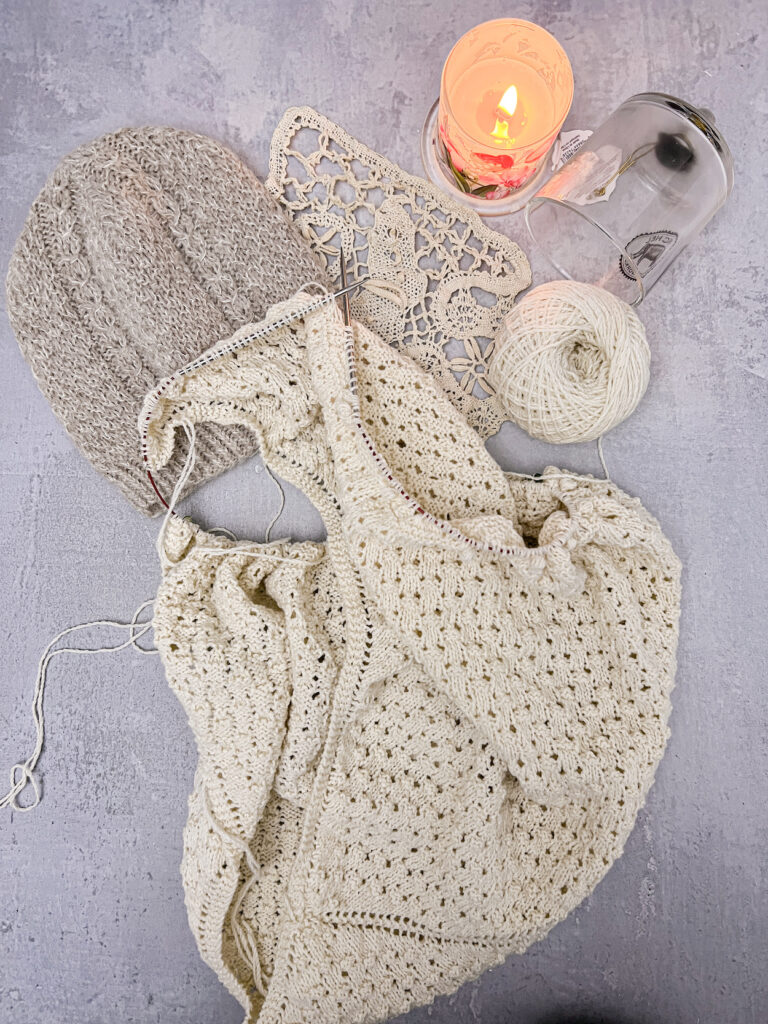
top-left (626, 91), bottom-right (734, 193)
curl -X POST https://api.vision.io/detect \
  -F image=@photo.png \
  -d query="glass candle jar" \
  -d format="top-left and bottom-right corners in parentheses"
top-left (421, 19), bottom-right (573, 215)
top-left (525, 93), bottom-right (734, 303)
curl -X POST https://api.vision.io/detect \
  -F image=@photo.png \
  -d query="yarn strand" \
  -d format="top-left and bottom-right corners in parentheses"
top-left (505, 436), bottom-right (611, 487)
top-left (597, 435), bottom-right (610, 480)
top-left (156, 421), bottom-right (198, 559)
top-left (263, 463), bottom-right (287, 543)
top-left (0, 600), bottom-right (156, 813)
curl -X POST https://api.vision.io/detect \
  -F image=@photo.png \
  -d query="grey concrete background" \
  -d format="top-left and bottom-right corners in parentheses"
top-left (1, 1), bottom-right (766, 1022)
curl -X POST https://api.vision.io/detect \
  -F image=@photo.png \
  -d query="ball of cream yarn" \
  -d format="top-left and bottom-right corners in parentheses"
top-left (488, 280), bottom-right (650, 444)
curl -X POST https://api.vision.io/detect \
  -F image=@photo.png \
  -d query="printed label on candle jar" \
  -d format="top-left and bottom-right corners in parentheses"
top-left (541, 144), bottom-right (623, 205)
top-left (551, 129), bottom-right (592, 169)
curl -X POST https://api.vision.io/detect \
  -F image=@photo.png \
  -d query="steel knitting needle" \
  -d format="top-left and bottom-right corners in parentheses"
top-left (144, 276), bottom-right (365, 511)
top-left (334, 278), bottom-right (361, 306)
top-left (339, 246), bottom-right (352, 326)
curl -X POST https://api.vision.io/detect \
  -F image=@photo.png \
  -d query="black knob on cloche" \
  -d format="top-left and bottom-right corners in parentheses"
top-left (655, 131), bottom-right (695, 171)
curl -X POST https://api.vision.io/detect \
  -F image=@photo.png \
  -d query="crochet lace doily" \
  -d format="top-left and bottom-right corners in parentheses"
top-left (267, 107), bottom-right (532, 439)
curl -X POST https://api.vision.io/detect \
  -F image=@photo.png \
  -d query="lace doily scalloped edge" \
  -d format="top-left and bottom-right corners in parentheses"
top-left (265, 106), bottom-right (533, 439)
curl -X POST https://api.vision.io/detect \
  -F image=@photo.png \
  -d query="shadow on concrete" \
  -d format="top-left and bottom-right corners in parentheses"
top-left (535, 1012), bottom-right (649, 1024)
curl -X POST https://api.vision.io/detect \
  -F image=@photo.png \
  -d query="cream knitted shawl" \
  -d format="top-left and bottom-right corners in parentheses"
top-left (143, 293), bottom-right (681, 1024)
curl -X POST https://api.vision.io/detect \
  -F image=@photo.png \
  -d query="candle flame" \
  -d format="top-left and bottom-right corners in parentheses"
top-left (498, 84), bottom-right (519, 117)
top-left (491, 84), bottom-right (518, 140)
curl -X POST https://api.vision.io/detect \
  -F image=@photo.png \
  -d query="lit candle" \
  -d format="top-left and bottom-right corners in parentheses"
top-left (437, 19), bottom-right (573, 201)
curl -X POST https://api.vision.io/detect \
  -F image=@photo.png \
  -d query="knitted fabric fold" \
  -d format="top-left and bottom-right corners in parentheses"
top-left (143, 294), bottom-right (681, 1023)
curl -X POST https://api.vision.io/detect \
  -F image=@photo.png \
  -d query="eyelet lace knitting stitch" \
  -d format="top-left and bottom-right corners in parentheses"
top-left (143, 295), bottom-right (681, 1024)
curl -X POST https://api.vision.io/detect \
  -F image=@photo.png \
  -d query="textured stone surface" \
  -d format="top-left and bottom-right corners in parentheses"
top-left (0, 1), bottom-right (766, 1022)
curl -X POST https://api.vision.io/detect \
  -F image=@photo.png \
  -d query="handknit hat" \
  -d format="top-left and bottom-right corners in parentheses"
top-left (6, 126), bottom-right (329, 515)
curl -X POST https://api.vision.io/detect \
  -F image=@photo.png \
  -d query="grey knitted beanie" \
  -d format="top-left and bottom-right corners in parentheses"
top-left (6, 125), bottom-right (329, 515)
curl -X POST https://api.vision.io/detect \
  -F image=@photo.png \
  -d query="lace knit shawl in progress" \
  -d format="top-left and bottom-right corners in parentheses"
top-left (266, 107), bottom-right (532, 439)
top-left (143, 294), bottom-right (681, 1024)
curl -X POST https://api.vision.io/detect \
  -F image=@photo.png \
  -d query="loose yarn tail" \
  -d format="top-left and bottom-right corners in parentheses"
top-left (155, 422), bottom-right (294, 553)
top-left (505, 436), bottom-right (612, 487)
top-left (156, 421), bottom-right (198, 558)
top-left (5, 276), bottom-right (404, 816)
top-left (263, 462), bottom-right (286, 543)
top-left (1, 600), bottom-right (156, 814)
top-left (597, 434), bottom-right (610, 480)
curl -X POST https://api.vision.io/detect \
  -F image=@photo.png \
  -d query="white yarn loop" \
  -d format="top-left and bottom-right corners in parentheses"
top-left (263, 462), bottom-right (287, 543)
top-left (0, 600), bottom-right (156, 814)
top-left (488, 281), bottom-right (650, 444)
top-left (4, 274), bottom-right (403, 817)
top-left (156, 420), bottom-right (198, 559)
